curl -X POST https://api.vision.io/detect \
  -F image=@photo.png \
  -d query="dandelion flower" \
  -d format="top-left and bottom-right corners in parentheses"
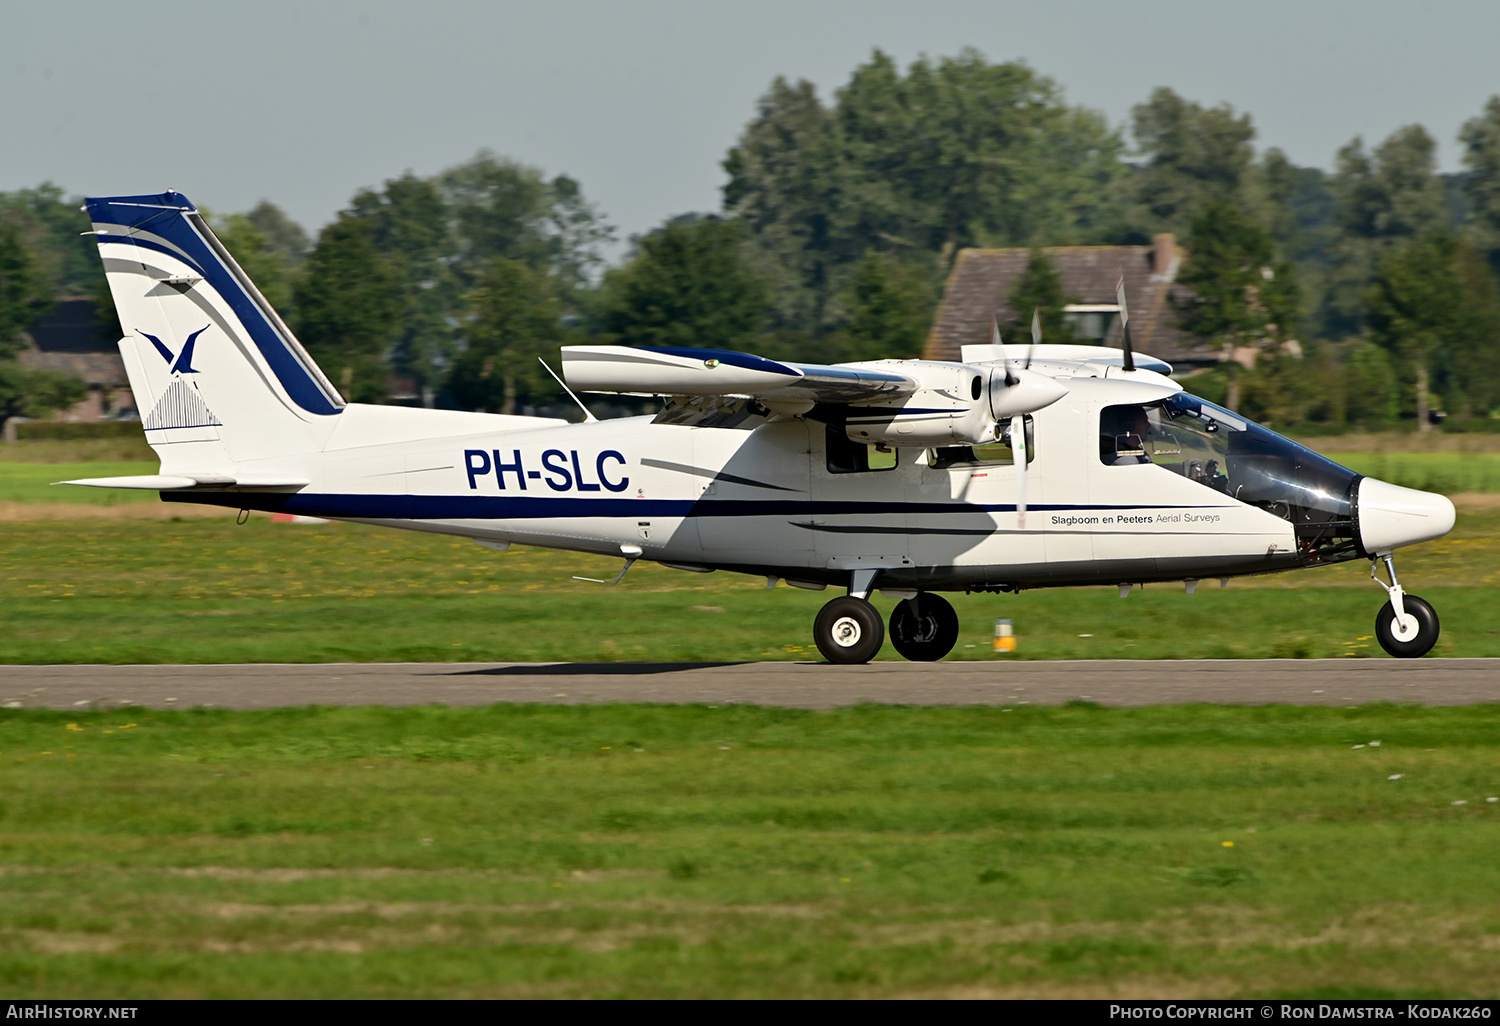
top-left (1222, 841), bottom-right (1235, 847)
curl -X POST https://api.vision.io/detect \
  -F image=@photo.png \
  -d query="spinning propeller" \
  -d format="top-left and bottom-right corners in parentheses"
top-left (986, 309), bottom-right (1060, 530)
top-left (987, 316), bottom-right (1065, 420)
top-left (1115, 274), bottom-right (1136, 373)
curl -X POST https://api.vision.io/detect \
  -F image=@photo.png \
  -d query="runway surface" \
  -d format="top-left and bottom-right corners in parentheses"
top-left (1, 659), bottom-right (1497, 710)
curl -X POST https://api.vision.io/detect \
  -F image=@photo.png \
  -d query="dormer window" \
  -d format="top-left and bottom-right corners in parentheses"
top-left (1061, 304), bottom-right (1119, 342)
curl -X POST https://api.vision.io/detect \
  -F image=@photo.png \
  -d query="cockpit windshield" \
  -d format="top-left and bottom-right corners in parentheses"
top-left (1100, 392), bottom-right (1363, 564)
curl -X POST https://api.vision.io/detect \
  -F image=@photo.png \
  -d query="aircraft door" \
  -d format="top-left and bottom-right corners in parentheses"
top-left (809, 424), bottom-right (912, 578)
top-left (692, 421), bottom-right (815, 571)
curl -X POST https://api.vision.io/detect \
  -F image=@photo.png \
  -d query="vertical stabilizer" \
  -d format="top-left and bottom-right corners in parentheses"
top-left (86, 191), bottom-right (344, 470)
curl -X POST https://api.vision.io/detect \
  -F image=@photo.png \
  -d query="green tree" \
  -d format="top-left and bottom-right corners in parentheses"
top-left (600, 217), bottom-right (769, 350)
top-left (0, 361), bottom-right (87, 434)
top-left (722, 76), bottom-right (845, 335)
top-left (1175, 198), bottom-right (1299, 410)
top-left (1443, 237), bottom-right (1500, 418)
top-left (1004, 249), bottom-right (1080, 344)
top-left (243, 201), bottom-right (311, 268)
top-left (1461, 95), bottom-right (1500, 273)
top-left (0, 223), bottom-right (83, 431)
top-left (0, 222), bottom-right (53, 358)
top-left (1324, 126), bottom-right (1448, 336)
top-left (1344, 341), bottom-right (1401, 428)
top-left (724, 50), bottom-right (1124, 337)
top-left (447, 258), bottom-right (562, 415)
top-left (1365, 233), bottom-right (1500, 431)
top-left (215, 214), bottom-right (295, 312)
top-left (350, 173), bottom-right (458, 402)
top-left (1124, 88), bottom-right (1256, 238)
top-left (437, 151), bottom-right (612, 293)
top-left (0, 183), bottom-right (95, 296)
top-left (342, 156), bottom-right (611, 404)
top-left (1245, 150), bottom-right (1338, 331)
top-left (292, 215), bottom-right (398, 403)
top-left (838, 253), bottom-right (938, 361)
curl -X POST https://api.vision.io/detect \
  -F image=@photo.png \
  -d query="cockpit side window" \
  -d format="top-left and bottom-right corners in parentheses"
top-left (1100, 400), bottom-right (1230, 489)
top-left (1099, 405), bottom-right (1153, 466)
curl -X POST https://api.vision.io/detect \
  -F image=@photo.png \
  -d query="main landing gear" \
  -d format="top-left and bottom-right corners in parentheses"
top-left (813, 573), bottom-right (961, 664)
top-left (889, 593), bottom-right (960, 661)
top-left (1370, 553), bottom-right (1440, 659)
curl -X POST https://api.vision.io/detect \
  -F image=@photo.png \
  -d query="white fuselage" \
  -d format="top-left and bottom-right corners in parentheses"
top-left (178, 375), bottom-right (1304, 591)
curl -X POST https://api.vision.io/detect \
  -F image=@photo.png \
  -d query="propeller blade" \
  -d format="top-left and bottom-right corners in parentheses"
top-left (1012, 415), bottom-right (1027, 530)
top-left (1028, 307), bottom-right (1042, 371)
top-left (1115, 275), bottom-right (1136, 373)
top-left (993, 314), bottom-right (1018, 386)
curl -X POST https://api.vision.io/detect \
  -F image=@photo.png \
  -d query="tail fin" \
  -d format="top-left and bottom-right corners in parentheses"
top-left (86, 191), bottom-right (344, 469)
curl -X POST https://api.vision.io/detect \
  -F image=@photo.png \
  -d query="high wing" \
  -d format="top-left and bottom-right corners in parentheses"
top-left (560, 345), bottom-right (919, 404)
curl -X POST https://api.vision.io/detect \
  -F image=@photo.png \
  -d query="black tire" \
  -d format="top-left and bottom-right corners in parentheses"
top-left (888, 593), bottom-right (960, 662)
top-left (1375, 594), bottom-right (1439, 658)
top-left (814, 596), bottom-right (885, 664)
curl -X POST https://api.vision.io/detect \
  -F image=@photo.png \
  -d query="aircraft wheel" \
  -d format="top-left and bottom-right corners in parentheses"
top-left (1375, 594), bottom-right (1439, 658)
top-left (889, 594), bottom-right (960, 661)
top-left (814, 596), bottom-right (885, 664)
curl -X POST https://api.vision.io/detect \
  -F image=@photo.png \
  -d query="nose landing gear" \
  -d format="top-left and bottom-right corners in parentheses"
top-left (1370, 553), bottom-right (1440, 658)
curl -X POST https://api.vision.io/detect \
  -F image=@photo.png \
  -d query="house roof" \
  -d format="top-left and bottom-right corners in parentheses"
top-left (923, 236), bottom-right (1219, 368)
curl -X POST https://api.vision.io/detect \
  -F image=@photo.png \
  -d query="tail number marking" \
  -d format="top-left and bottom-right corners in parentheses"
top-left (464, 449), bottom-right (628, 493)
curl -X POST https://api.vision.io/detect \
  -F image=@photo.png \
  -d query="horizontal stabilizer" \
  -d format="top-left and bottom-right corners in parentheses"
top-left (61, 475), bottom-right (310, 490)
top-left (561, 345), bottom-right (917, 404)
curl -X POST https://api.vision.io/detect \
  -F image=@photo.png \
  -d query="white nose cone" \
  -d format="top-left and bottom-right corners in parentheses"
top-left (989, 367), bottom-right (1069, 419)
top-left (1359, 477), bottom-right (1456, 554)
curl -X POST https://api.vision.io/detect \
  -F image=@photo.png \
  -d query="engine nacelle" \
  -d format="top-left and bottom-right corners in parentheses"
top-left (838, 361), bottom-right (1067, 447)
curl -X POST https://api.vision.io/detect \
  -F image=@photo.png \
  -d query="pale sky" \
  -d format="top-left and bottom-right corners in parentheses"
top-left (4, 0), bottom-right (1498, 253)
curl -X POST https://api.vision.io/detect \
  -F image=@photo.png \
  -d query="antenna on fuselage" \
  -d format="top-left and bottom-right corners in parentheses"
top-left (539, 357), bottom-right (598, 423)
top-left (1115, 274), bottom-right (1136, 373)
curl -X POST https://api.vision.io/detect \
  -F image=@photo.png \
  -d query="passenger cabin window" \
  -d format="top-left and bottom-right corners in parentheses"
top-left (826, 425), bottom-right (898, 473)
top-left (927, 416), bottom-right (1033, 469)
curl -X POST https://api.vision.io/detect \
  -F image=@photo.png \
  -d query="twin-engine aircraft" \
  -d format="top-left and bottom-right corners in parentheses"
top-left (70, 191), bottom-right (1456, 662)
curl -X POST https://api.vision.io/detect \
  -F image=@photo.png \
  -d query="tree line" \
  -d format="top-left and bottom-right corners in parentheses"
top-left (3, 48), bottom-right (1500, 431)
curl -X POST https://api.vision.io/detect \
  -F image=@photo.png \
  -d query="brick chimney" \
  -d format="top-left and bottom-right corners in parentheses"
top-left (1152, 233), bottom-right (1177, 279)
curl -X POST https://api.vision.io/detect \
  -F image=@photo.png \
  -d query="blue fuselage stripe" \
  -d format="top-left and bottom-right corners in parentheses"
top-left (172, 492), bottom-right (1233, 521)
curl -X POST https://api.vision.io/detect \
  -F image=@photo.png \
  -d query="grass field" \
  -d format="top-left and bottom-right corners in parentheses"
top-left (1321, 451), bottom-right (1500, 496)
top-left (1, 438), bottom-right (1497, 998)
top-left (1, 702), bottom-right (1497, 998)
top-left (0, 462), bottom-right (159, 506)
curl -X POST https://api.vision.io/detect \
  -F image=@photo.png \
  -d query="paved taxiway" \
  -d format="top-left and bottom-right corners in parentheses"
top-left (1, 659), bottom-right (1496, 710)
